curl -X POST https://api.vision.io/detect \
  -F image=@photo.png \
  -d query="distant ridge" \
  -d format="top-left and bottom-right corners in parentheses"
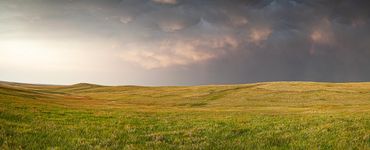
top-left (71, 83), bottom-right (102, 87)
top-left (1, 80), bottom-right (370, 88)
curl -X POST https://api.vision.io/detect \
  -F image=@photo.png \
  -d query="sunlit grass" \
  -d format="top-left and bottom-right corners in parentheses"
top-left (0, 81), bottom-right (369, 149)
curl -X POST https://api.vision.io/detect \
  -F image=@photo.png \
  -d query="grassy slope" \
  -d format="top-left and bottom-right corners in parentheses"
top-left (0, 81), bottom-right (369, 149)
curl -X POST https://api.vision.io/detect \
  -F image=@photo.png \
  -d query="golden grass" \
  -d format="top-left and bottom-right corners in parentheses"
top-left (0, 81), bottom-right (369, 149)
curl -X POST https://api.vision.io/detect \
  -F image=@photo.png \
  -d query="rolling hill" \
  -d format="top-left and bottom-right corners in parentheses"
top-left (0, 81), bottom-right (369, 149)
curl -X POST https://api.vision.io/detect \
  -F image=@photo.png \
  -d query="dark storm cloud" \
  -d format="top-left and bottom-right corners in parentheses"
top-left (1, 0), bottom-right (370, 85)
top-left (119, 0), bottom-right (370, 83)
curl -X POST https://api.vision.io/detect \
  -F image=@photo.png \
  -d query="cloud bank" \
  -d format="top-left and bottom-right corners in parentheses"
top-left (1, 0), bottom-right (370, 85)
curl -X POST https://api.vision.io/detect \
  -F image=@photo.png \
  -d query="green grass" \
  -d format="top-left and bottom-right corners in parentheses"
top-left (0, 81), bottom-right (369, 149)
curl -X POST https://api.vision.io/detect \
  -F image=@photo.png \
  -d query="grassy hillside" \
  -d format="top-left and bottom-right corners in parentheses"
top-left (0, 81), bottom-right (369, 149)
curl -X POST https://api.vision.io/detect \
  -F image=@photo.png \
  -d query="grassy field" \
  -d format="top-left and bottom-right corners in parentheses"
top-left (0, 81), bottom-right (369, 149)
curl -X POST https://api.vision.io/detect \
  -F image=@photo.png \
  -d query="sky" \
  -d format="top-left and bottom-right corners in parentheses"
top-left (1, 0), bottom-right (370, 86)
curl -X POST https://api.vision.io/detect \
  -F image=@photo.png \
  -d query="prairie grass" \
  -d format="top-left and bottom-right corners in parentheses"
top-left (0, 81), bottom-right (369, 149)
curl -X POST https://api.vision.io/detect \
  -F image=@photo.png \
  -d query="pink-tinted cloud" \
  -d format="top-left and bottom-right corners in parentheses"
top-left (309, 19), bottom-right (336, 54)
top-left (310, 19), bottom-right (334, 44)
top-left (152, 0), bottom-right (177, 5)
top-left (121, 35), bottom-right (241, 69)
top-left (248, 27), bottom-right (272, 45)
top-left (310, 30), bottom-right (331, 44)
